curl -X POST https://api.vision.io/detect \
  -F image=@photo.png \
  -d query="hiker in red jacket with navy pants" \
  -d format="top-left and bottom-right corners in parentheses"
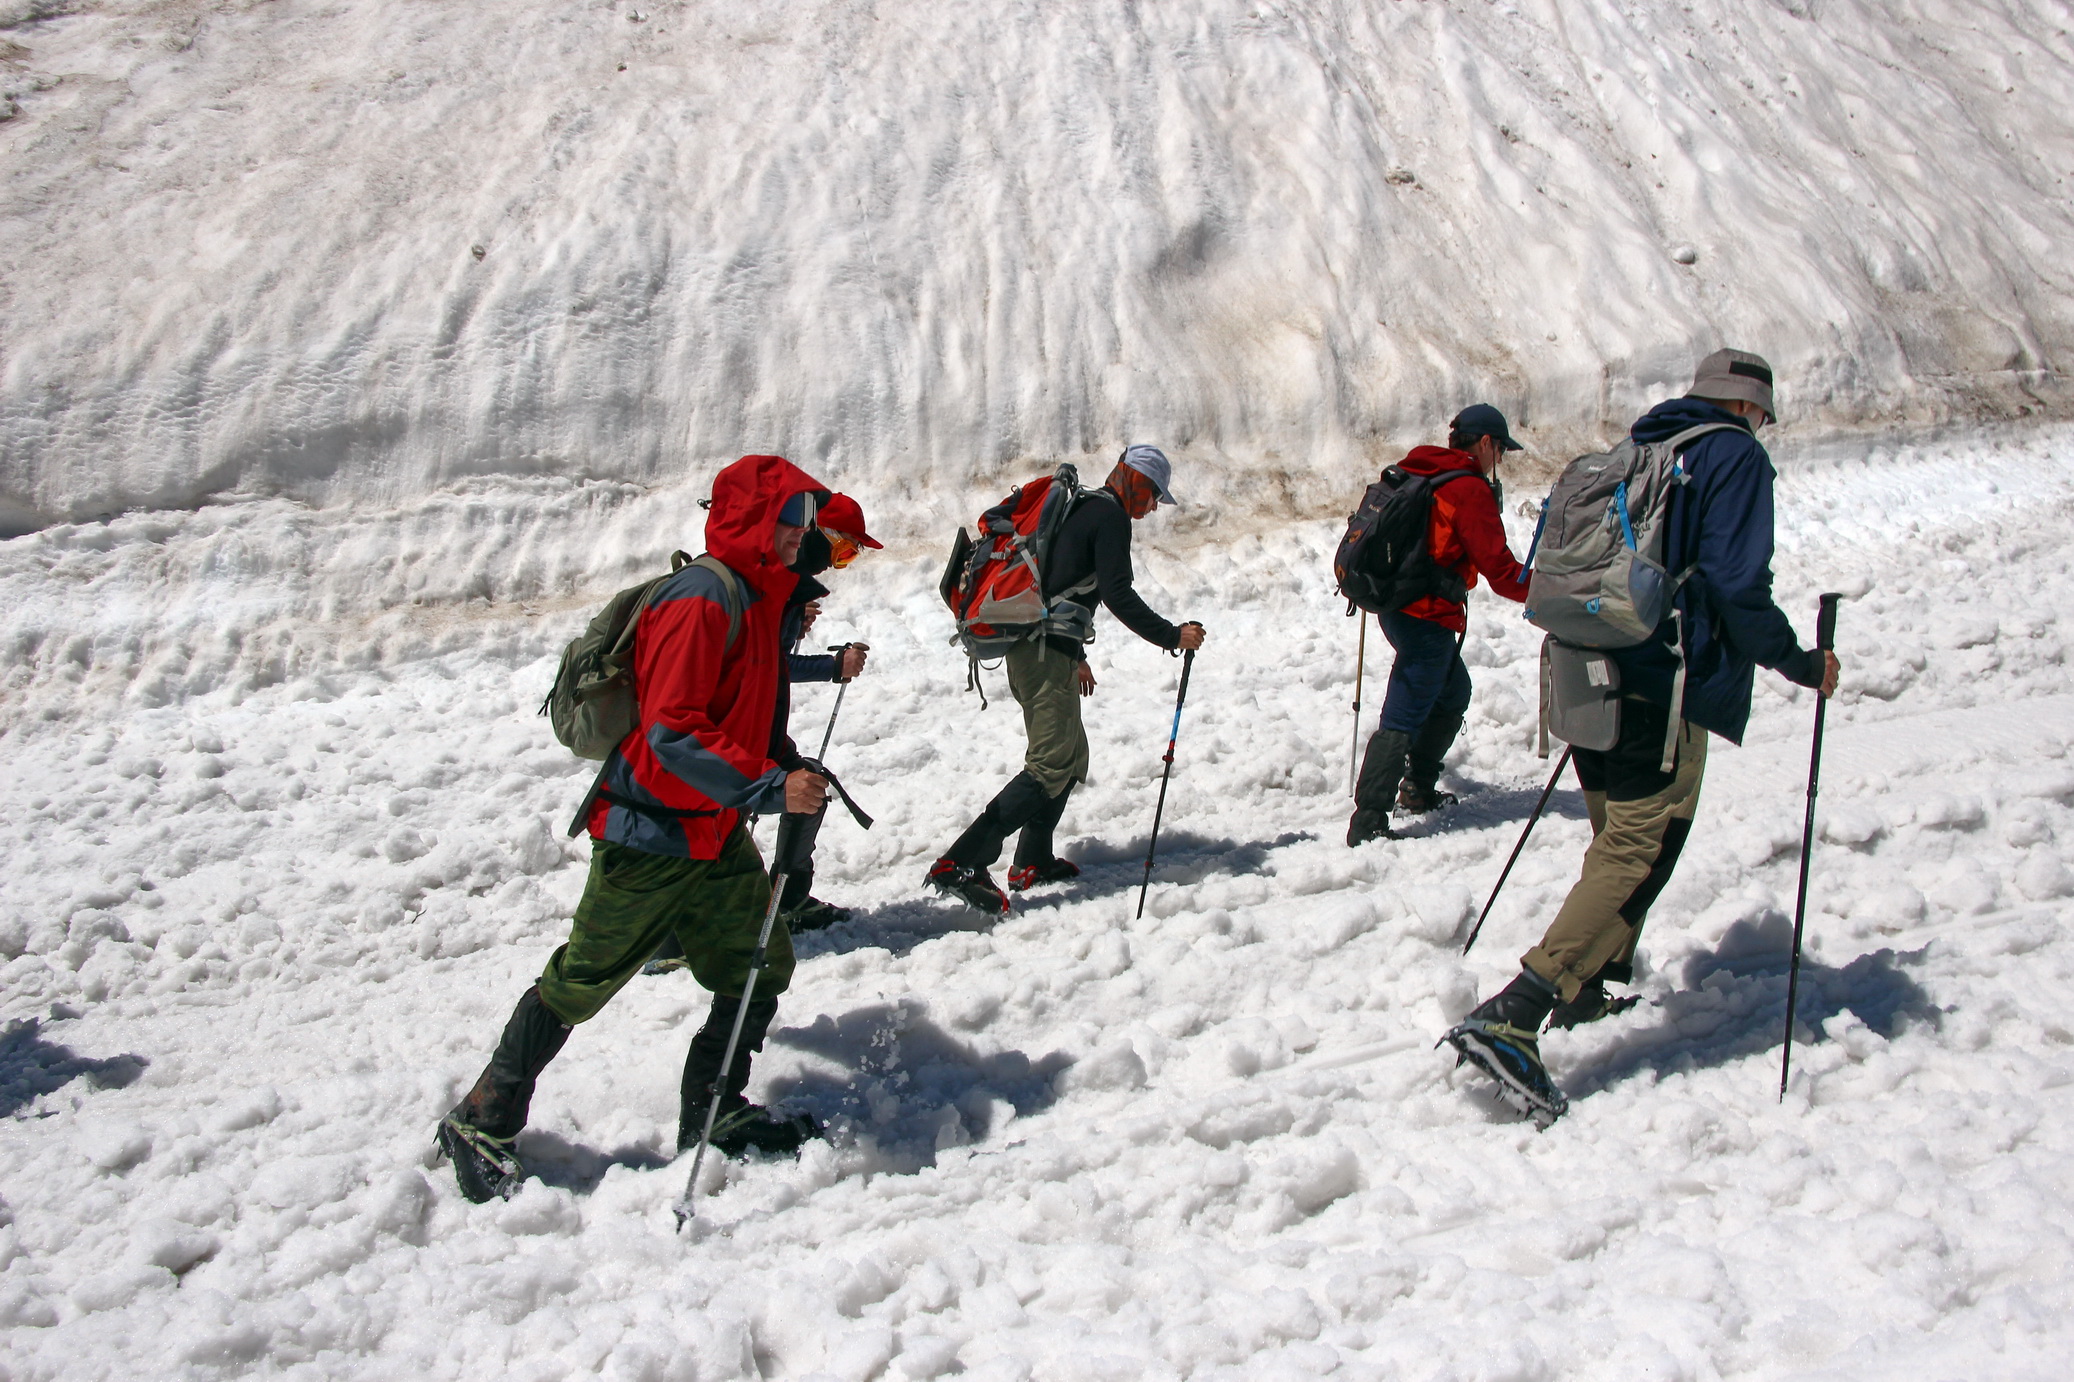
top-left (1348, 405), bottom-right (1531, 846)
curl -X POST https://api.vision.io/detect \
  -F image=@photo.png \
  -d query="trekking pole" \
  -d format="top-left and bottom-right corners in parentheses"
top-left (675, 809), bottom-right (809, 1231)
top-left (1136, 648), bottom-right (1197, 921)
top-left (1779, 593), bottom-right (1843, 1103)
top-left (816, 644), bottom-right (854, 761)
top-left (1348, 615), bottom-right (1368, 798)
top-left (1463, 747), bottom-right (1572, 955)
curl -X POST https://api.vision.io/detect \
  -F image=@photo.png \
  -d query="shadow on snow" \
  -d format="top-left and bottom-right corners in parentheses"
top-left (0, 1019), bottom-right (149, 1119)
top-left (518, 1002), bottom-right (1071, 1190)
top-left (518, 1131), bottom-right (671, 1194)
top-left (765, 1000), bottom-right (1070, 1169)
top-left (794, 831), bottom-right (1316, 962)
top-left (1563, 910), bottom-right (1942, 1098)
top-left (1389, 780), bottom-right (1592, 842)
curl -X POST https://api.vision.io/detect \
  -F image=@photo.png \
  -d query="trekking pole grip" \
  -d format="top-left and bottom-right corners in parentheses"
top-left (1816, 593), bottom-right (1840, 651)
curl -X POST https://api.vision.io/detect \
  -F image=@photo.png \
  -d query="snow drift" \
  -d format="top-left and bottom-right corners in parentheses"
top-left (3, 0), bottom-right (2073, 535)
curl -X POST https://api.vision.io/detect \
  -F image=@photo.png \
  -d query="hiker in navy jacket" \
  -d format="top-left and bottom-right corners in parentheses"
top-left (1443, 350), bottom-right (1842, 1127)
top-left (1610, 398), bottom-right (1826, 740)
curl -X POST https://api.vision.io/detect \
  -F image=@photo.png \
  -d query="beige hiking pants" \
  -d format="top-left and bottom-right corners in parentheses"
top-left (1006, 640), bottom-right (1090, 798)
top-left (1524, 719), bottom-right (1708, 1002)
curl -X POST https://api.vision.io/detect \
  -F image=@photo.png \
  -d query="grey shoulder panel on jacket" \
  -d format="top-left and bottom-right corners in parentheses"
top-left (649, 560), bottom-right (762, 609)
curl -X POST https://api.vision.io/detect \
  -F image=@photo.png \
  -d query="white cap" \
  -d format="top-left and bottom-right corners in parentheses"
top-left (1120, 444), bottom-right (1177, 506)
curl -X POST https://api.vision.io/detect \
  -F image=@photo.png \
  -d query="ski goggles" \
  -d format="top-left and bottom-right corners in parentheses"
top-left (820, 527), bottom-right (863, 569)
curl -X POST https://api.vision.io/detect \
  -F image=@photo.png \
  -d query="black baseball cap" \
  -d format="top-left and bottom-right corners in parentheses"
top-left (1451, 403), bottom-right (1523, 451)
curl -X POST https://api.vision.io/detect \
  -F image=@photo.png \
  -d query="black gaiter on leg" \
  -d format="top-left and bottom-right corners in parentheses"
top-left (945, 772), bottom-right (1054, 869)
top-left (679, 993), bottom-right (781, 1148)
top-left (452, 986), bottom-right (573, 1139)
top-left (1012, 782), bottom-right (1075, 869)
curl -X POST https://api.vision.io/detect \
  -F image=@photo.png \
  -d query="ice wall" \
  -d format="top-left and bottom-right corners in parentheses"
top-left (3, 0), bottom-right (2072, 536)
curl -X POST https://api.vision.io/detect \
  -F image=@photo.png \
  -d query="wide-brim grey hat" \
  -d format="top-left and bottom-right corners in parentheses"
top-left (1120, 444), bottom-right (1178, 506)
top-left (1688, 348), bottom-right (1777, 423)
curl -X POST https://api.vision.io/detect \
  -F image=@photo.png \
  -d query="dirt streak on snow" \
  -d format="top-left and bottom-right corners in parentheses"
top-left (3, 432), bottom-right (2074, 1378)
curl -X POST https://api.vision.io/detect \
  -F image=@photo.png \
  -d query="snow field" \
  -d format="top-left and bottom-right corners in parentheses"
top-left (5, 429), bottom-right (2074, 1377)
top-left (6, 0), bottom-right (2074, 529)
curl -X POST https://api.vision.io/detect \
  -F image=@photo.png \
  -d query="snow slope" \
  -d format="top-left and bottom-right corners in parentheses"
top-left (5, 0), bottom-right (2074, 532)
top-left (4, 428), bottom-right (2074, 1380)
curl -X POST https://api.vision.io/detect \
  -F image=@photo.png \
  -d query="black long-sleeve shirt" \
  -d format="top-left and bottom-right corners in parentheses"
top-left (1042, 489), bottom-right (1181, 659)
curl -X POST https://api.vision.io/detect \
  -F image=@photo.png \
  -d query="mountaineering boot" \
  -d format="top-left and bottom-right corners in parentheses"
top-left (436, 1119), bottom-right (523, 1204)
top-left (1346, 808), bottom-right (1395, 847)
top-left (1441, 969), bottom-right (1569, 1129)
top-left (676, 993), bottom-right (820, 1157)
top-left (436, 985), bottom-right (572, 1202)
top-left (1007, 858), bottom-right (1081, 892)
top-left (708, 1102), bottom-right (824, 1158)
top-left (1349, 729), bottom-right (1414, 846)
top-left (927, 859), bottom-right (1011, 915)
top-left (1399, 710), bottom-right (1465, 814)
top-left (781, 896), bottom-right (851, 932)
top-left (1546, 978), bottom-right (1643, 1031)
top-left (1396, 780), bottom-right (1460, 813)
top-left (642, 931), bottom-right (689, 977)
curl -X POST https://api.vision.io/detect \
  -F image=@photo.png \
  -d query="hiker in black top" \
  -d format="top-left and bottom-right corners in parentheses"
top-left (927, 446), bottom-right (1208, 914)
top-left (765, 494), bottom-right (879, 929)
top-left (1039, 491), bottom-right (1182, 657)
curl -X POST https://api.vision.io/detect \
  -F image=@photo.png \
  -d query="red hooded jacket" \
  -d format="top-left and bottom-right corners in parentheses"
top-left (1394, 445), bottom-right (1529, 632)
top-left (587, 454), bottom-right (830, 859)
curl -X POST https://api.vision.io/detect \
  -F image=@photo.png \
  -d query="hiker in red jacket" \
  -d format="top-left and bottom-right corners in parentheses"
top-left (436, 454), bottom-right (834, 1204)
top-left (1348, 404), bottom-right (1530, 845)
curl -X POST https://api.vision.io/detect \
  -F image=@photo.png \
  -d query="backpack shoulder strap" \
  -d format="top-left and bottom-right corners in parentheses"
top-left (1661, 422), bottom-right (1745, 454)
top-left (684, 554), bottom-right (747, 652)
top-left (603, 556), bottom-right (693, 664)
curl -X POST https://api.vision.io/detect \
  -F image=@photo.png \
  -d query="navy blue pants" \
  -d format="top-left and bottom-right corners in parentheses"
top-left (1378, 611), bottom-right (1470, 733)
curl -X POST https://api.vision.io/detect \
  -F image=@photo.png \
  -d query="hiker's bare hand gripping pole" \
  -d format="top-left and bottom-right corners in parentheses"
top-left (1779, 594), bottom-right (1843, 1103)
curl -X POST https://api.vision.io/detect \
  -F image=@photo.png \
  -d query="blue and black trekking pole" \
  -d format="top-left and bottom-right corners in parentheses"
top-left (1779, 593), bottom-right (1843, 1103)
top-left (1136, 648), bottom-right (1197, 921)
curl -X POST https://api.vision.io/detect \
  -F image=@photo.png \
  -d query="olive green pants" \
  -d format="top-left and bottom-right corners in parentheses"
top-left (1524, 717), bottom-right (1708, 1003)
top-left (1007, 640), bottom-right (1090, 797)
top-left (536, 827), bottom-right (788, 1025)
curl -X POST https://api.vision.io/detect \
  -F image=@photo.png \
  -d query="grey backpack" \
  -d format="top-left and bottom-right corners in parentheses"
top-left (540, 552), bottom-right (746, 761)
top-left (1523, 423), bottom-right (1737, 648)
top-left (1524, 423), bottom-right (1737, 766)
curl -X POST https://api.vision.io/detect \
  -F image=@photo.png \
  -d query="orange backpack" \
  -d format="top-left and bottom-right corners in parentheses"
top-left (939, 463), bottom-right (1100, 666)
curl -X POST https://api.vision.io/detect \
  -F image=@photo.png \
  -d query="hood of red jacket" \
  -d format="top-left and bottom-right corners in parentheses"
top-left (1397, 445), bottom-right (1482, 478)
top-left (704, 454), bottom-right (830, 596)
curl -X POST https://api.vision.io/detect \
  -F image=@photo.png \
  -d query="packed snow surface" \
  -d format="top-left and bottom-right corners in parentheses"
top-left (4, 425), bottom-right (2074, 1379)
top-left (4, 0), bottom-right (2074, 532)
top-left (8, 0), bottom-right (2074, 1375)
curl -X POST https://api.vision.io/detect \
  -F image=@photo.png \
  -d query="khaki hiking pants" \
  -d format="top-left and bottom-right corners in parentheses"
top-left (1007, 640), bottom-right (1090, 798)
top-left (1524, 706), bottom-right (1708, 1003)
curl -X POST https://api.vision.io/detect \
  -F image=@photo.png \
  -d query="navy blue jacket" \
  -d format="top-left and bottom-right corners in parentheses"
top-left (769, 575), bottom-right (837, 770)
top-left (1609, 398), bottom-right (1824, 743)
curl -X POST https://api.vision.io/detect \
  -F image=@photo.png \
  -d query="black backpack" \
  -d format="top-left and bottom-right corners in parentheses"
top-left (1332, 467), bottom-right (1482, 615)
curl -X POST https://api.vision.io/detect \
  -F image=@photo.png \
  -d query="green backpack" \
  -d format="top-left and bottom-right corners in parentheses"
top-left (540, 552), bottom-right (746, 761)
